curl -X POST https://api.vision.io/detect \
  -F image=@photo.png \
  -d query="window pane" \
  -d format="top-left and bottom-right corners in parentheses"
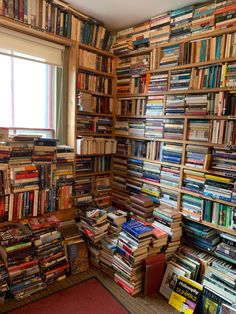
top-left (13, 58), bottom-right (50, 128)
top-left (0, 55), bottom-right (12, 127)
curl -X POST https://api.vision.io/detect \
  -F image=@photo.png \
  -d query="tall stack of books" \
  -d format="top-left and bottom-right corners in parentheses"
top-left (149, 225), bottom-right (168, 256)
top-left (94, 175), bottom-right (112, 210)
top-left (203, 174), bottom-right (234, 202)
top-left (32, 138), bottom-right (57, 163)
top-left (182, 219), bottom-right (220, 252)
top-left (100, 210), bottom-right (127, 276)
top-left (182, 170), bottom-right (205, 194)
top-left (211, 147), bottom-right (236, 174)
top-left (185, 94), bottom-right (209, 116)
top-left (113, 219), bottom-right (153, 295)
top-left (165, 95), bottom-right (185, 115)
top-left (225, 63), bottom-right (236, 88)
top-left (163, 119), bottom-right (184, 140)
top-left (170, 6), bottom-right (194, 41)
top-left (185, 145), bottom-right (212, 170)
top-left (0, 256), bottom-right (8, 304)
top-left (159, 188), bottom-right (178, 208)
top-left (129, 194), bottom-right (154, 222)
top-left (131, 54), bottom-right (150, 75)
top-left (143, 161), bottom-right (161, 183)
top-left (215, 1), bottom-right (236, 29)
top-left (160, 166), bottom-right (180, 188)
top-left (129, 119), bottom-right (145, 137)
top-left (187, 120), bottom-right (211, 142)
top-left (170, 69), bottom-right (191, 91)
top-left (55, 145), bottom-right (74, 211)
top-left (149, 13), bottom-right (171, 46)
top-left (160, 143), bottom-right (183, 164)
top-left (145, 95), bottom-right (164, 116)
top-left (215, 233), bottom-right (236, 264)
top-left (159, 44), bottom-right (181, 68)
top-left (0, 222), bottom-right (45, 300)
top-left (181, 194), bottom-right (204, 221)
top-left (148, 73), bottom-right (168, 93)
top-left (112, 28), bottom-right (133, 55)
top-left (152, 206), bottom-right (182, 256)
top-left (28, 216), bottom-right (69, 285)
top-left (145, 119), bottom-right (163, 138)
top-left (132, 22), bottom-right (150, 49)
top-left (9, 136), bottom-right (34, 165)
top-left (191, 2), bottom-right (216, 34)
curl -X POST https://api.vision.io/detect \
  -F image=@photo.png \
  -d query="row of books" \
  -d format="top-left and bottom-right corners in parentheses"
top-left (116, 54), bottom-right (150, 76)
top-left (77, 115), bottom-right (113, 134)
top-left (0, 1), bottom-right (113, 50)
top-left (112, 1), bottom-right (236, 54)
top-left (78, 49), bottom-right (113, 73)
top-left (76, 137), bottom-right (117, 155)
top-left (78, 92), bottom-right (113, 115)
top-left (77, 71), bottom-right (112, 95)
top-left (159, 32), bottom-right (236, 68)
top-left (75, 156), bottom-right (111, 174)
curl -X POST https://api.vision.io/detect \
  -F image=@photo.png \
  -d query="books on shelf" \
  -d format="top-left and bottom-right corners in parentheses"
top-left (146, 95), bottom-right (164, 116)
top-left (149, 13), bottom-right (170, 46)
top-left (191, 2), bottom-right (216, 34)
top-left (76, 137), bottom-right (117, 155)
top-left (117, 97), bottom-right (146, 116)
top-left (78, 49), bottom-right (113, 73)
top-left (78, 92), bottom-right (113, 114)
top-left (77, 71), bottom-right (112, 94)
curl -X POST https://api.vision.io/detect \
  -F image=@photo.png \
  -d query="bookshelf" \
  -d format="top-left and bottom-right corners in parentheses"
top-left (75, 42), bottom-right (117, 215)
top-left (113, 24), bottom-right (236, 241)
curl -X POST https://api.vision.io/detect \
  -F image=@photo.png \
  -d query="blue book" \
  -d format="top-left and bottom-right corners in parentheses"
top-left (200, 40), bottom-right (206, 62)
top-left (121, 219), bottom-right (153, 239)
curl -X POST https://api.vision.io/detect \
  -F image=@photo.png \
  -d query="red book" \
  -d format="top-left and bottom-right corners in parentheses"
top-left (144, 253), bottom-right (166, 296)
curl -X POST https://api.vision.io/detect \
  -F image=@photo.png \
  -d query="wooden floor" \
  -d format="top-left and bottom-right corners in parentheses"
top-left (1, 267), bottom-right (178, 314)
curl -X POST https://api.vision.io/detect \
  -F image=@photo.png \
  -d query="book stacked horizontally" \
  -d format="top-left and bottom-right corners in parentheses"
top-left (215, 1), bottom-right (236, 29)
top-left (132, 22), bottom-right (150, 50)
top-left (215, 233), bottom-right (236, 264)
top-left (145, 95), bottom-right (164, 116)
top-left (112, 28), bottom-right (133, 55)
top-left (78, 208), bottom-right (109, 244)
top-left (113, 219), bottom-right (153, 295)
top-left (165, 95), bottom-right (185, 115)
top-left (191, 2), bottom-right (216, 34)
top-left (153, 206), bottom-right (182, 256)
top-left (149, 225), bottom-right (168, 256)
top-left (0, 222), bottom-right (45, 300)
top-left (149, 13), bottom-right (170, 46)
top-left (170, 6), bottom-right (193, 41)
top-left (0, 256), bottom-right (8, 304)
top-left (32, 138), bottom-right (57, 163)
top-left (129, 194), bottom-right (154, 222)
top-left (182, 219), bottom-right (220, 252)
top-left (9, 135), bottom-right (35, 165)
top-left (55, 145), bottom-right (74, 211)
top-left (28, 216), bottom-right (69, 285)
top-left (99, 210), bottom-right (128, 277)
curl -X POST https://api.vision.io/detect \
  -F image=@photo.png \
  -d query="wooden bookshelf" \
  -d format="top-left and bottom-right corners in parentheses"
top-left (113, 23), bottom-right (236, 240)
top-left (78, 66), bottom-right (115, 78)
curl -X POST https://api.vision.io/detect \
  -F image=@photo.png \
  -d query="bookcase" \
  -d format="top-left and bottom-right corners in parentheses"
top-left (74, 43), bottom-right (117, 216)
top-left (113, 24), bottom-right (236, 246)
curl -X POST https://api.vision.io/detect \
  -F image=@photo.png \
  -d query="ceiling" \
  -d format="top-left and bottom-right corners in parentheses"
top-left (66, 0), bottom-right (207, 31)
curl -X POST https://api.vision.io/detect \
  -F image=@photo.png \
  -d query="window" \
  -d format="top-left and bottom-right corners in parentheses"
top-left (0, 27), bottom-right (65, 141)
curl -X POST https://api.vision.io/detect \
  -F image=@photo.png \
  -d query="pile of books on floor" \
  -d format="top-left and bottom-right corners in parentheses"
top-left (182, 219), bottom-right (220, 252)
top-left (0, 222), bottom-right (45, 300)
top-left (215, 232), bottom-right (236, 264)
top-left (149, 224), bottom-right (168, 256)
top-left (0, 257), bottom-right (8, 304)
top-left (28, 216), bottom-right (69, 285)
top-left (100, 210), bottom-right (127, 277)
top-left (113, 219), bottom-right (153, 295)
top-left (152, 206), bottom-right (182, 257)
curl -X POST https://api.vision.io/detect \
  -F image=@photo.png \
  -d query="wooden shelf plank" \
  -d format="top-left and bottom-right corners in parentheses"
top-left (78, 89), bottom-right (114, 97)
top-left (78, 65), bottom-right (115, 78)
top-left (79, 43), bottom-right (115, 58)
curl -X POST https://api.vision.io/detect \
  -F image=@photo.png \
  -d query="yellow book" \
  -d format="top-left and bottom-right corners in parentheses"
top-left (205, 174), bottom-right (233, 183)
top-left (169, 275), bottom-right (203, 314)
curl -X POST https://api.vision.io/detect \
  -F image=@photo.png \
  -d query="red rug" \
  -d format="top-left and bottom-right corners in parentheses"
top-left (8, 277), bottom-right (129, 314)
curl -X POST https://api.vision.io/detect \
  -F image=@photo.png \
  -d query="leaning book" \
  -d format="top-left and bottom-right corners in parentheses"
top-left (169, 275), bottom-right (203, 314)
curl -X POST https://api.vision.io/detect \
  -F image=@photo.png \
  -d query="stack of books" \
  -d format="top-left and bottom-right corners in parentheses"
top-left (143, 161), bottom-right (161, 183)
top-left (145, 95), bottom-right (164, 116)
top-left (129, 194), bottom-right (154, 222)
top-left (182, 219), bottom-right (220, 252)
top-left (191, 2), bottom-right (216, 34)
top-left (94, 117), bottom-right (113, 134)
top-left (129, 119), bottom-right (145, 137)
top-left (159, 44), bottom-right (181, 68)
top-left (149, 13), bottom-right (170, 46)
top-left (127, 158), bottom-right (143, 178)
top-left (28, 216), bottom-right (69, 286)
top-left (78, 208), bottom-right (109, 243)
top-left (113, 219), bottom-right (153, 295)
top-left (74, 175), bottom-right (92, 198)
top-left (117, 76), bottom-right (131, 94)
top-left (215, 1), bottom-right (236, 29)
top-left (77, 115), bottom-right (94, 133)
top-left (185, 145), bottom-right (212, 169)
top-left (170, 69), bottom-right (191, 91)
top-left (148, 73), bottom-right (168, 93)
top-left (115, 120), bottom-right (129, 136)
top-left (163, 119), bottom-right (184, 140)
top-left (212, 147), bottom-right (236, 174)
top-left (141, 182), bottom-right (160, 205)
top-left (0, 142), bottom-right (11, 164)
top-left (165, 95), bottom-right (185, 115)
top-left (116, 57), bottom-right (131, 76)
top-left (170, 6), bottom-right (194, 41)
top-left (9, 136), bottom-right (34, 165)
top-left (32, 138), bottom-right (57, 163)
top-left (131, 54), bottom-right (150, 75)
top-left (182, 169), bottom-right (205, 194)
top-left (132, 22), bottom-right (150, 49)
top-left (145, 118), bottom-right (163, 138)
top-left (203, 174), bottom-right (234, 202)
top-left (153, 206), bottom-right (182, 256)
top-left (181, 194), bottom-right (204, 221)
top-left (215, 233), bottom-right (236, 264)
top-left (185, 94), bottom-right (209, 116)
top-left (187, 120), bottom-right (211, 142)
top-left (75, 157), bottom-right (93, 174)
top-left (126, 177), bottom-right (143, 195)
top-left (149, 225), bottom-right (168, 256)
top-left (112, 28), bottom-right (133, 55)
top-left (0, 222), bottom-right (45, 300)
top-left (0, 257), bottom-right (8, 304)
top-left (160, 143), bottom-right (183, 164)
top-left (94, 175), bottom-right (112, 210)
top-left (225, 63), bottom-right (236, 88)
top-left (159, 188), bottom-right (178, 208)
top-left (160, 166), bottom-right (180, 188)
